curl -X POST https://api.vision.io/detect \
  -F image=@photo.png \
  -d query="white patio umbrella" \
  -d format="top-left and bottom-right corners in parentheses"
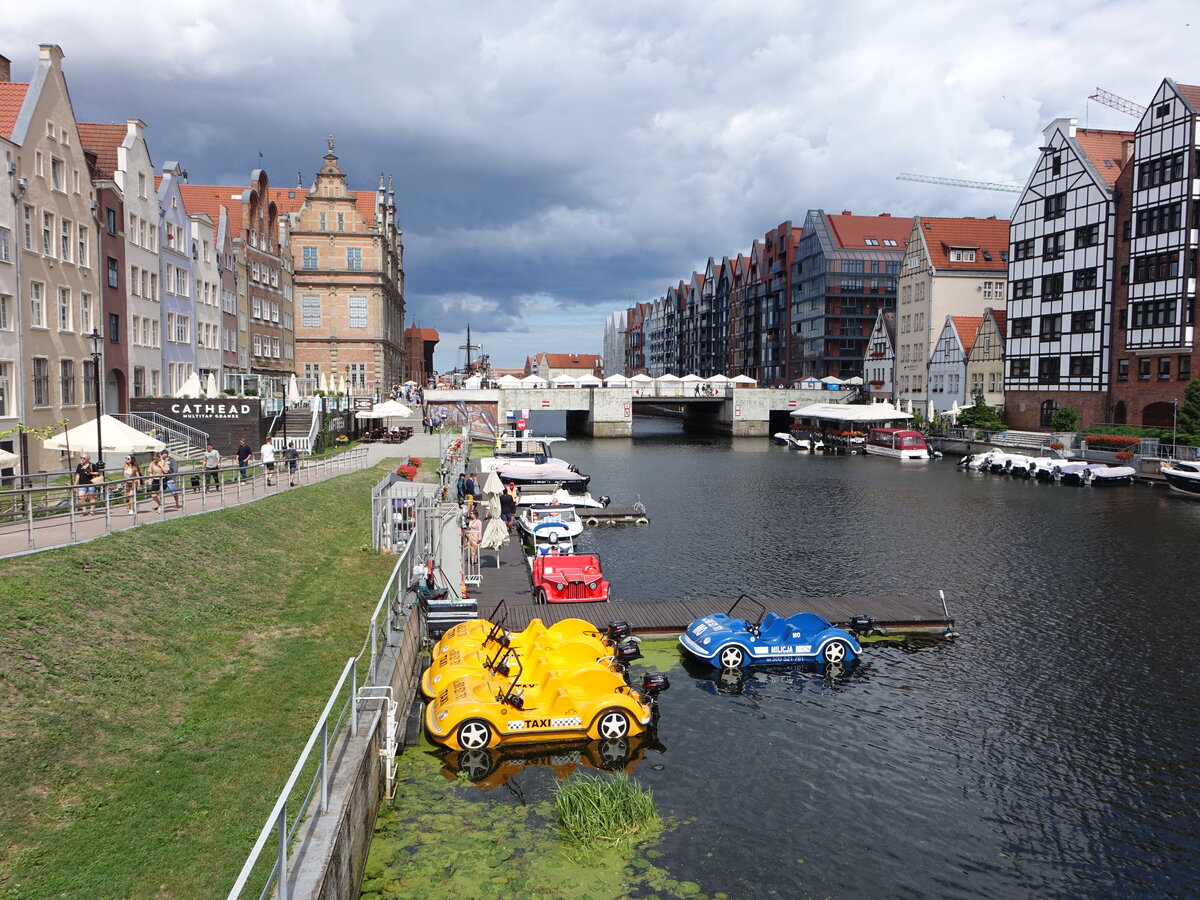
top-left (287, 374), bottom-right (301, 404)
top-left (845, 376), bottom-right (865, 385)
top-left (337, 375), bottom-right (347, 395)
top-left (0, 447), bottom-right (18, 467)
top-left (371, 399), bottom-right (413, 418)
top-left (174, 372), bottom-right (202, 398)
top-left (43, 415), bottom-right (167, 454)
top-left (318, 371), bottom-right (329, 393)
top-left (204, 372), bottom-right (219, 398)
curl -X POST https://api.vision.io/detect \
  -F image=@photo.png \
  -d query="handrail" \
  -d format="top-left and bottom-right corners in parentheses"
top-left (227, 517), bottom-right (425, 899)
top-left (122, 411), bottom-right (209, 455)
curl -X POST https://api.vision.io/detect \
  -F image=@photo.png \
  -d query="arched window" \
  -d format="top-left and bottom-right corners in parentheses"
top-left (1142, 401), bottom-right (1175, 428)
top-left (1040, 399), bottom-right (1059, 427)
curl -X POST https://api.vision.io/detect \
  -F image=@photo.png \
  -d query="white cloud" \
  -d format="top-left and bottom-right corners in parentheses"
top-left (6, 0), bottom-right (1197, 366)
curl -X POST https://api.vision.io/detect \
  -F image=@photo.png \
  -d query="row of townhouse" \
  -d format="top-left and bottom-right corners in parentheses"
top-left (0, 46), bottom-right (405, 472)
top-left (605, 76), bottom-right (1200, 434)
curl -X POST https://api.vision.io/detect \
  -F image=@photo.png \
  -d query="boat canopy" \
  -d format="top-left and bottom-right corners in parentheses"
top-left (791, 402), bottom-right (914, 424)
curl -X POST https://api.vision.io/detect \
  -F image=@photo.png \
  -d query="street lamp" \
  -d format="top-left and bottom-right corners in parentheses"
top-left (88, 329), bottom-right (104, 464)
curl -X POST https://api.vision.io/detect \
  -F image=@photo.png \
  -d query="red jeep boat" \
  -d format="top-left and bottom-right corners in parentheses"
top-left (531, 554), bottom-right (611, 603)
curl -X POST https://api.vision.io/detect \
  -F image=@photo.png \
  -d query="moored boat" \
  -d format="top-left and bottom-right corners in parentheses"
top-left (1161, 460), bottom-right (1200, 497)
top-left (864, 428), bottom-right (929, 460)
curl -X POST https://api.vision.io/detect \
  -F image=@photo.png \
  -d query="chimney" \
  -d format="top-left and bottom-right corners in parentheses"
top-left (0, 55), bottom-right (10, 82)
top-left (841, 210), bottom-right (852, 216)
top-left (1122, 139), bottom-right (1135, 167)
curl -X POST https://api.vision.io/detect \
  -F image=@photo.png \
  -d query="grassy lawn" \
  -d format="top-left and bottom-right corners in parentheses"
top-left (0, 463), bottom-right (398, 898)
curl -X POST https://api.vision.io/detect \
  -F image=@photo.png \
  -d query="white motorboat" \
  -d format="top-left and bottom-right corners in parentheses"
top-left (515, 503), bottom-right (584, 546)
top-left (514, 485), bottom-right (610, 509)
top-left (1161, 460), bottom-right (1200, 497)
top-left (493, 461), bottom-right (591, 494)
top-left (773, 431), bottom-right (824, 451)
top-left (478, 433), bottom-right (571, 472)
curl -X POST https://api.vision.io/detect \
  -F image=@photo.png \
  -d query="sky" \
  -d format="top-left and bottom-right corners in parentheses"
top-left (7, 1), bottom-right (1197, 370)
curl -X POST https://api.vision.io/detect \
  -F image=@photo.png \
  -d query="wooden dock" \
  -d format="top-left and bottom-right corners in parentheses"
top-left (472, 531), bottom-right (954, 637)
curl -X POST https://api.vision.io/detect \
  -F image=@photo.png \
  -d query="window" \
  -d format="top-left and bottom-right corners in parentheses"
top-left (175, 267), bottom-right (188, 297)
top-left (346, 247), bottom-right (362, 270)
top-left (1043, 232), bottom-right (1065, 260)
top-left (58, 287), bottom-right (71, 330)
top-left (1180, 356), bottom-right (1192, 380)
top-left (1156, 356), bottom-right (1171, 380)
top-left (949, 249), bottom-right (976, 262)
top-left (133, 366), bottom-right (145, 397)
top-left (1051, 153), bottom-right (1062, 176)
top-left (883, 239), bottom-right (898, 247)
top-left (253, 334), bottom-right (262, 356)
top-left (252, 297), bottom-right (261, 319)
top-left (42, 212), bottom-right (54, 256)
top-left (1136, 202), bottom-right (1182, 237)
top-left (51, 157), bottom-right (64, 191)
top-left (1071, 311), bottom-right (1095, 332)
top-left (843, 260), bottom-right (864, 274)
top-left (1137, 153), bottom-right (1184, 189)
top-left (1075, 224), bottom-right (1099, 248)
top-left (1013, 238), bottom-right (1035, 260)
top-left (0, 294), bottom-right (8, 329)
top-left (1042, 273), bottom-right (1064, 301)
top-left (1040, 315), bottom-right (1062, 341)
top-left (1013, 279), bottom-right (1034, 300)
top-left (319, 212), bottom-right (327, 230)
top-left (302, 246), bottom-right (317, 269)
top-left (1010, 317), bottom-right (1033, 338)
top-left (1038, 357), bottom-right (1060, 384)
top-left (1131, 299), bottom-right (1176, 328)
top-left (337, 212), bottom-right (345, 232)
top-left (0, 362), bottom-right (8, 417)
top-left (59, 359), bottom-right (75, 405)
top-left (175, 315), bottom-right (188, 344)
top-left (30, 282), bottom-right (44, 327)
top-left (60, 219), bottom-right (71, 261)
top-left (1117, 359), bottom-right (1129, 381)
top-left (0, 226), bottom-right (9, 261)
top-left (1044, 192), bottom-right (1067, 220)
top-left (23, 206), bottom-right (33, 250)
top-left (1133, 252), bottom-right (1178, 283)
top-left (107, 257), bottom-right (119, 289)
top-left (1073, 268), bottom-right (1098, 290)
top-left (138, 172), bottom-right (147, 198)
top-left (32, 358), bottom-right (51, 406)
top-left (1139, 358), bottom-right (1151, 381)
top-left (1069, 355), bottom-right (1094, 377)
top-left (349, 295), bottom-right (368, 328)
top-left (982, 281), bottom-right (1001, 300)
top-left (272, 337), bottom-right (280, 358)
top-left (105, 208), bottom-right (117, 236)
top-left (271, 302), bottom-right (279, 323)
top-left (1009, 358), bottom-right (1031, 378)
top-left (109, 312), bottom-right (120, 344)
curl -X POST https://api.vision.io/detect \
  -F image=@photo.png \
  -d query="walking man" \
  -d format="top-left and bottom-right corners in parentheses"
top-left (235, 438), bottom-right (251, 480)
top-left (284, 441), bottom-right (300, 487)
top-left (260, 437), bottom-right (276, 486)
top-left (161, 449), bottom-right (182, 510)
top-left (203, 442), bottom-right (221, 491)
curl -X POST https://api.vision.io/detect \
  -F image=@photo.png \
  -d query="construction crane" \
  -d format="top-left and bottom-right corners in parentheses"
top-left (1088, 87), bottom-right (1146, 119)
top-left (896, 173), bottom-right (1022, 194)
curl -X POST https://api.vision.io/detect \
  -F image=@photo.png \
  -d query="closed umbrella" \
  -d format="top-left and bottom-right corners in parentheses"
top-left (204, 372), bottom-right (219, 398)
top-left (175, 372), bottom-right (202, 398)
top-left (481, 516), bottom-right (509, 566)
top-left (319, 372), bottom-right (329, 393)
top-left (287, 374), bottom-right (301, 404)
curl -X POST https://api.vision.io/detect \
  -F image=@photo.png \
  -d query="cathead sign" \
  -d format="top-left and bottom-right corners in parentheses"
top-left (169, 401), bottom-right (255, 418)
top-left (130, 398), bottom-right (269, 449)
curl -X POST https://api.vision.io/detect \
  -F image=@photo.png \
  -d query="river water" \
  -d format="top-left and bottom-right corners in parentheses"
top-left (402, 416), bottom-right (1200, 898)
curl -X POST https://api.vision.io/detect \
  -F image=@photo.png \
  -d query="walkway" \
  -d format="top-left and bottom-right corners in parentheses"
top-left (0, 435), bottom-right (446, 559)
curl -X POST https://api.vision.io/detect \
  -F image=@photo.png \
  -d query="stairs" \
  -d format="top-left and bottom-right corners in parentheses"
top-left (273, 404), bottom-right (318, 453)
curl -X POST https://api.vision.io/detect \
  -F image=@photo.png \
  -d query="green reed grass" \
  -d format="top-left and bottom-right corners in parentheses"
top-left (554, 772), bottom-right (658, 849)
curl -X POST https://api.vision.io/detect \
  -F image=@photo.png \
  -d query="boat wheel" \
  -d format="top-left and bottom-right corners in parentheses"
top-left (596, 708), bottom-right (631, 739)
top-left (822, 640), bottom-right (849, 663)
top-left (457, 718), bottom-right (493, 750)
top-left (717, 645), bottom-right (744, 668)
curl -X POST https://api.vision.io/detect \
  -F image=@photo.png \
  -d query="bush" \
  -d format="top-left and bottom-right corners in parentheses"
top-left (554, 772), bottom-right (658, 849)
top-left (1083, 434), bottom-right (1141, 450)
top-left (1050, 406), bottom-right (1080, 433)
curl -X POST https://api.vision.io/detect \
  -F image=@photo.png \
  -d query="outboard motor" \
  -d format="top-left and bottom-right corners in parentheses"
top-left (614, 637), bottom-right (643, 666)
top-left (849, 614), bottom-right (875, 637)
top-left (605, 620), bottom-right (634, 643)
top-left (639, 673), bottom-right (671, 721)
top-left (599, 495), bottom-right (611, 507)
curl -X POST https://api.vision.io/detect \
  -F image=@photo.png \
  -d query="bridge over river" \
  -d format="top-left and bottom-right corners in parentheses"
top-left (424, 385), bottom-right (850, 437)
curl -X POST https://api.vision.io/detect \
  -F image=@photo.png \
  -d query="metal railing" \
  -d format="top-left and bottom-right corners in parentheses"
top-left (0, 448), bottom-right (371, 558)
top-left (123, 411), bottom-right (210, 458)
top-left (228, 508), bottom-right (429, 900)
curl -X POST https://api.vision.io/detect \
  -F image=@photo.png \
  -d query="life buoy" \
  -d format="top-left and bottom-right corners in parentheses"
top-left (585, 517), bottom-right (599, 526)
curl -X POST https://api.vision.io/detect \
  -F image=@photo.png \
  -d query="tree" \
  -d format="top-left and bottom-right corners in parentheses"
top-left (1178, 378), bottom-right (1200, 438)
top-left (956, 389), bottom-right (1005, 431)
top-left (1050, 406), bottom-right (1080, 433)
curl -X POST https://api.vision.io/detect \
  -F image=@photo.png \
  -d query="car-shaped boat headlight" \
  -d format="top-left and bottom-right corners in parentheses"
top-left (702, 637), bottom-right (711, 645)
top-left (556, 582), bottom-right (565, 592)
top-left (588, 582), bottom-right (597, 590)
top-left (437, 710), bottom-right (449, 721)
top-left (432, 674), bottom-right (441, 685)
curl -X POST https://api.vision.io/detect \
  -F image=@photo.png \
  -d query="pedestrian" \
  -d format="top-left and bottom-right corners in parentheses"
top-left (455, 472), bottom-right (468, 505)
top-left (74, 453), bottom-right (100, 516)
top-left (465, 473), bottom-right (479, 506)
top-left (122, 455), bottom-right (142, 515)
top-left (236, 438), bottom-right (252, 480)
top-left (260, 437), bottom-right (276, 486)
top-left (147, 452), bottom-right (167, 511)
top-left (466, 509), bottom-right (482, 564)
top-left (284, 441), bottom-right (300, 487)
top-left (203, 442), bottom-right (221, 491)
top-left (499, 481), bottom-right (516, 532)
top-left (161, 449), bottom-right (181, 509)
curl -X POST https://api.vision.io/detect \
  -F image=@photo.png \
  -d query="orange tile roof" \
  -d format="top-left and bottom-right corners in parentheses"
top-left (1074, 128), bottom-right (1133, 186)
top-left (76, 123), bottom-right (125, 179)
top-left (405, 326), bottom-right (439, 340)
top-left (1177, 83), bottom-right (1200, 112)
top-left (177, 184), bottom-right (246, 230)
top-left (919, 216), bottom-right (1010, 271)
top-left (987, 309), bottom-right (1006, 346)
top-left (952, 316), bottom-right (985, 356)
top-left (542, 353), bottom-right (601, 369)
top-left (0, 82), bottom-right (30, 139)
top-left (827, 212), bottom-right (911, 249)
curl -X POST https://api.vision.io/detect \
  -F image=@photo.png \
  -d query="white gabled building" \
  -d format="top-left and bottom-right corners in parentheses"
top-left (929, 315), bottom-right (983, 414)
top-left (864, 308), bottom-right (896, 399)
top-left (1004, 119), bottom-right (1132, 430)
top-left (965, 307), bottom-right (1007, 411)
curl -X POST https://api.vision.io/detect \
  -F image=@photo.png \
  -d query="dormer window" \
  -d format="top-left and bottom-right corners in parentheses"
top-left (949, 248), bottom-right (976, 263)
top-left (883, 239), bottom-right (898, 247)
top-left (864, 238), bottom-right (879, 246)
